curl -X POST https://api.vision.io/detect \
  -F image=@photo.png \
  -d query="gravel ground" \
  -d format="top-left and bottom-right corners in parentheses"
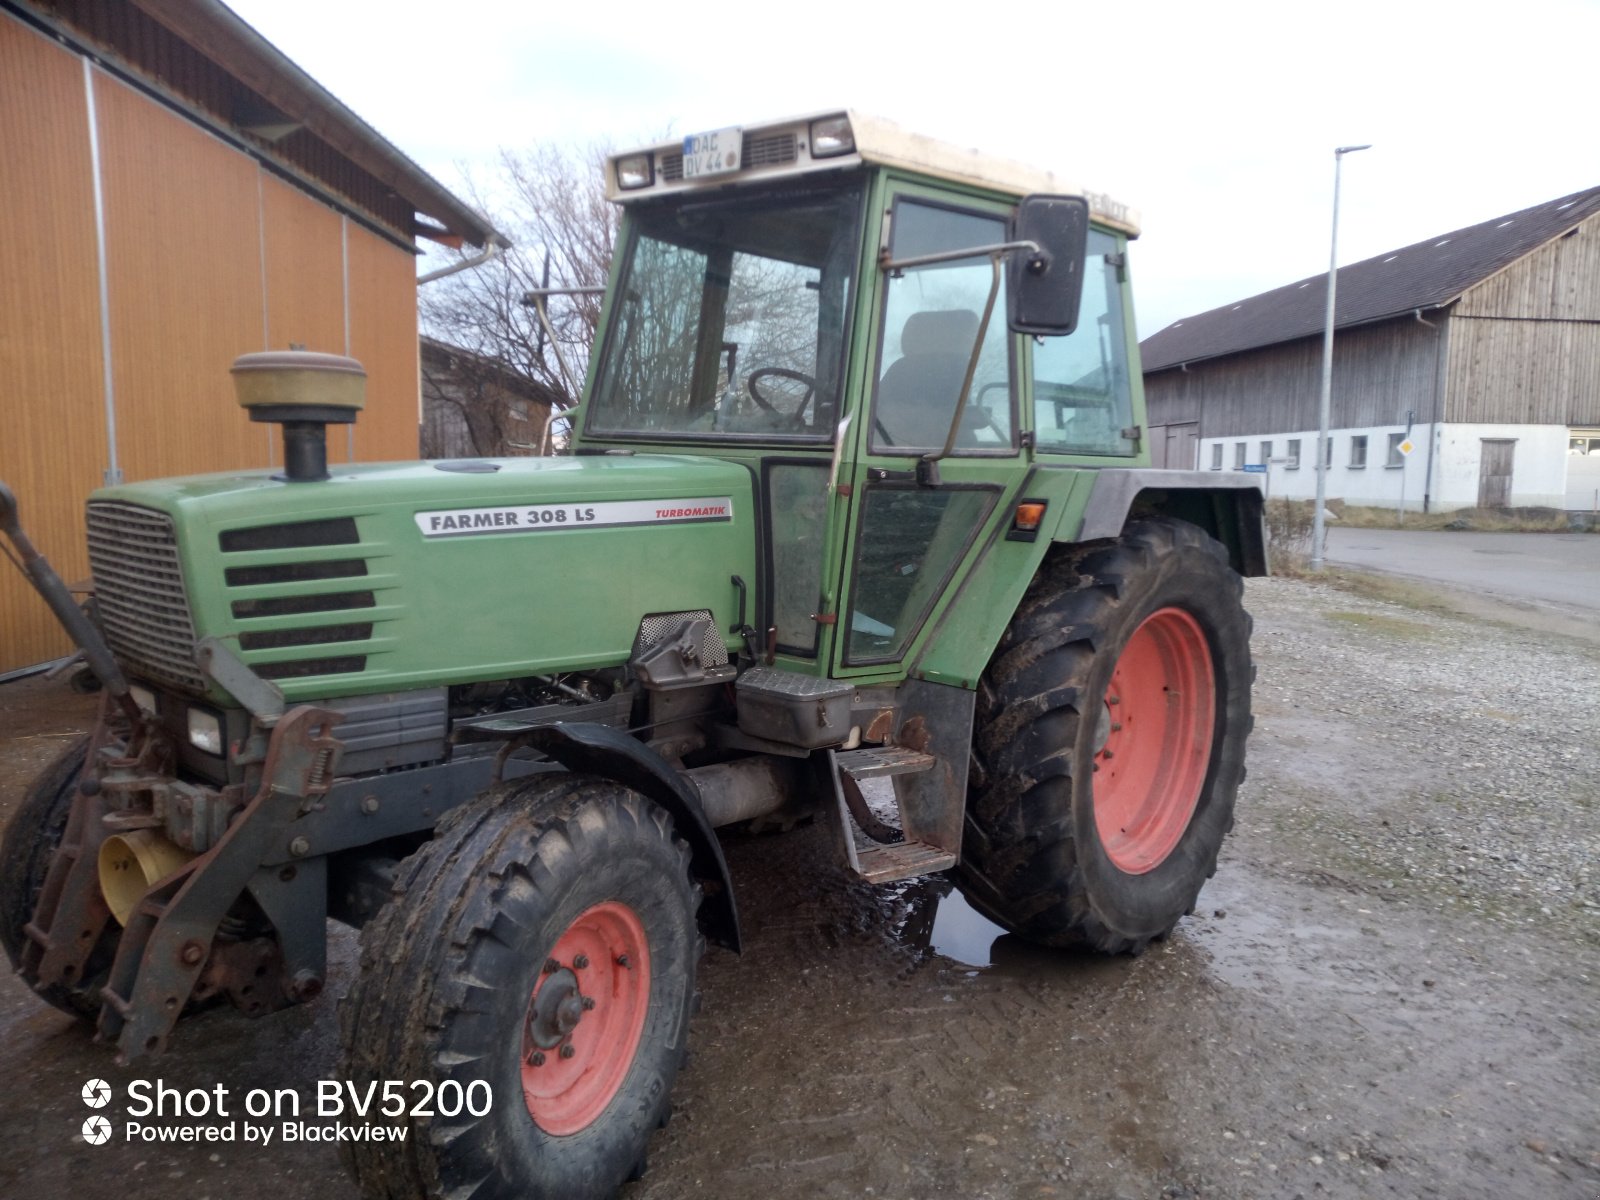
top-left (1241, 575), bottom-right (1600, 947)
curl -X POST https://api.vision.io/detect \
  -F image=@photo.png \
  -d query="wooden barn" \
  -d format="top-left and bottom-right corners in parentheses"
top-left (420, 336), bottom-right (560, 460)
top-left (1141, 186), bottom-right (1600, 514)
top-left (0, 0), bottom-right (502, 674)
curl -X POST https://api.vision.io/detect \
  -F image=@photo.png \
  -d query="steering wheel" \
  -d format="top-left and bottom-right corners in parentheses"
top-left (747, 367), bottom-right (817, 421)
top-left (964, 382), bottom-right (1010, 440)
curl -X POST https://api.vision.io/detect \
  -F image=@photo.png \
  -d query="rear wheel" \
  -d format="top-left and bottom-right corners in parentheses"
top-left (0, 734), bottom-right (116, 1017)
top-left (958, 517), bottom-right (1252, 952)
top-left (340, 775), bottom-right (701, 1200)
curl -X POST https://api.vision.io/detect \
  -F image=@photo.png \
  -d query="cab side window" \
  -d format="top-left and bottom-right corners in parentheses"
top-left (1032, 229), bottom-right (1136, 457)
top-left (870, 201), bottom-right (1014, 454)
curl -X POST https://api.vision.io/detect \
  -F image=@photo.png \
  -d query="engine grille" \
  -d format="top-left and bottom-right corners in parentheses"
top-left (221, 519), bottom-right (374, 682)
top-left (659, 131), bottom-right (800, 183)
top-left (86, 502), bottom-right (204, 692)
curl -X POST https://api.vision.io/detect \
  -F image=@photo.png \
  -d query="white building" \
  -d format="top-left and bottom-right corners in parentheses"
top-left (1141, 187), bottom-right (1600, 513)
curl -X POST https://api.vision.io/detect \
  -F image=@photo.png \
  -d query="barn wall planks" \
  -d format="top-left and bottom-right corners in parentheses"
top-left (96, 70), bottom-right (269, 482)
top-left (1447, 213), bottom-right (1600, 427)
top-left (345, 222), bottom-right (421, 463)
top-left (1, 14), bottom-right (425, 672)
top-left (1144, 317), bottom-right (1442, 439)
top-left (0, 17), bottom-right (108, 668)
top-left (1456, 212), bottom-right (1600, 322)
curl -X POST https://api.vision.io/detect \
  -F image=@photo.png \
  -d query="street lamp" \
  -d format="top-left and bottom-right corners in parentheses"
top-left (1310, 142), bottom-right (1371, 570)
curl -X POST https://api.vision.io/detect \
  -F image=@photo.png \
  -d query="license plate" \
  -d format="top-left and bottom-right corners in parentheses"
top-left (682, 127), bottom-right (742, 179)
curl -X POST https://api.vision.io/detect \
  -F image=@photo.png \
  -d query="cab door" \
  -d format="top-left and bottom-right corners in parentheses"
top-left (830, 183), bottom-right (1030, 682)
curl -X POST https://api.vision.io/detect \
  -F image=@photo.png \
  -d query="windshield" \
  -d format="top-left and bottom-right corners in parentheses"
top-left (586, 180), bottom-right (863, 441)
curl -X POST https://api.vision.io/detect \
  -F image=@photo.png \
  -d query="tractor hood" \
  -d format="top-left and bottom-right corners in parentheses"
top-left (87, 455), bottom-right (756, 702)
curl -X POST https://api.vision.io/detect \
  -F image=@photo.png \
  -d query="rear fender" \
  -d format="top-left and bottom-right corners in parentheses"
top-left (1071, 469), bottom-right (1268, 576)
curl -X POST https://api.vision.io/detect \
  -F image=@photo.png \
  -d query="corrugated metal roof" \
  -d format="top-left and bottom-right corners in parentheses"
top-left (1142, 185), bottom-right (1600, 372)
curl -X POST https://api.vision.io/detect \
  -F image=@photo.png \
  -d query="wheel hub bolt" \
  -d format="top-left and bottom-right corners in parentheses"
top-left (573, 954), bottom-right (589, 969)
top-left (544, 958), bottom-right (560, 974)
top-left (559, 1043), bottom-right (576, 1059)
top-left (528, 1050), bottom-right (545, 1067)
top-left (581, 995), bottom-right (595, 1011)
top-left (616, 954), bottom-right (631, 969)
top-left (1111, 722), bottom-right (1123, 732)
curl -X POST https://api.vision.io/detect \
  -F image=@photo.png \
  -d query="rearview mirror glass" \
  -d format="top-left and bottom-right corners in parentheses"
top-left (1007, 194), bottom-right (1090, 337)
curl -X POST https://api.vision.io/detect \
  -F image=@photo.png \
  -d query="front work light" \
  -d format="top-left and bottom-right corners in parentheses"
top-left (187, 707), bottom-right (223, 755)
top-left (615, 153), bottom-right (654, 190)
top-left (809, 116), bottom-right (855, 158)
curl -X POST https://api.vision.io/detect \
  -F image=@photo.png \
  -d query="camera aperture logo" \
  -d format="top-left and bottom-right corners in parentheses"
top-left (76, 1078), bottom-right (491, 1147)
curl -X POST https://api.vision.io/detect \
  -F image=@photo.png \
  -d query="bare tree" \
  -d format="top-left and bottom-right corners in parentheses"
top-left (422, 142), bottom-right (620, 419)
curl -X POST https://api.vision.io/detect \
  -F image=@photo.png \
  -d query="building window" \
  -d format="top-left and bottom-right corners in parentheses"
top-left (1286, 438), bottom-right (1301, 469)
top-left (1349, 436), bottom-right (1367, 468)
top-left (1387, 432), bottom-right (1405, 467)
top-left (1233, 442), bottom-right (1246, 470)
top-left (1211, 443), bottom-right (1223, 470)
top-left (1260, 440), bottom-right (1272, 465)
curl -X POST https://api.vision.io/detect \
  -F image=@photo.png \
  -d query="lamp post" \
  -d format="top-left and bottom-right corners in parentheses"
top-left (1310, 142), bottom-right (1371, 570)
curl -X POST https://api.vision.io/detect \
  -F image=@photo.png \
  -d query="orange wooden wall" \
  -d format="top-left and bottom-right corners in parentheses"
top-left (0, 12), bottom-right (423, 672)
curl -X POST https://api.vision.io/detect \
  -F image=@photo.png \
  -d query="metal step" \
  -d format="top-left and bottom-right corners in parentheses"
top-left (854, 840), bottom-right (957, 884)
top-left (835, 745), bottom-right (937, 780)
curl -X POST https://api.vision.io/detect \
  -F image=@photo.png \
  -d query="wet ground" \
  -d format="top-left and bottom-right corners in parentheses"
top-left (1, 574), bottom-right (1596, 1200)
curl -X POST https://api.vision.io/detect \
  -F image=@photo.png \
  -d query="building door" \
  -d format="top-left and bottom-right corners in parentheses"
top-left (1477, 439), bottom-right (1515, 509)
top-left (1149, 422), bottom-right (1198, 469)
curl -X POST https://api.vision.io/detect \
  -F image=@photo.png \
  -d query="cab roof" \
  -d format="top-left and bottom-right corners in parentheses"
top-left (607, 110), bottom-right (1140, 238)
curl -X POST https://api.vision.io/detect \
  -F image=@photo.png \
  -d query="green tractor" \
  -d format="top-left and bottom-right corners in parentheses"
top-left (0, 111), bottom-right (1263, 1197)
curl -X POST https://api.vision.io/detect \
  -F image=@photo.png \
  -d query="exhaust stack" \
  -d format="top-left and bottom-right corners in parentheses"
top-left (230, 351), bottom-right (366, 482)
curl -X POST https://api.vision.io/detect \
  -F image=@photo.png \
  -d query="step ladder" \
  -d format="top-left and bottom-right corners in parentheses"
top-left (829, 746), bottom-right (957, 883)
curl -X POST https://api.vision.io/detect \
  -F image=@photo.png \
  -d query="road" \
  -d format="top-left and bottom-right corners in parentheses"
top-left (1323, 528), bottom-right (1600, 615)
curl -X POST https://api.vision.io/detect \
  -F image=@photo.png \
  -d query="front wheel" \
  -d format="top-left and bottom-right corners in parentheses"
top-left (959, 517), bottom-right (1253, 952)
top-left (0, 733), bottom-right (117, 1018)
top-left (340, 775), bottom-right (701, 1200)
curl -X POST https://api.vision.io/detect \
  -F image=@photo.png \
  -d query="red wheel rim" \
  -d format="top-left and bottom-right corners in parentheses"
top-left (1092, 606), bottom-right (1216, 875)
top-left (520, 901), bottom-right (650, 1135)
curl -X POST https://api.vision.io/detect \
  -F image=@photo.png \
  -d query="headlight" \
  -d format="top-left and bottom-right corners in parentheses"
top-left (809, 116), bottom-right (855, 158)
top-left (615, 153), bottom-right (654, 190)
top-left (128, 684), bottom-right (157, 715)
top-left (187, 708), bottom-right (223, 756)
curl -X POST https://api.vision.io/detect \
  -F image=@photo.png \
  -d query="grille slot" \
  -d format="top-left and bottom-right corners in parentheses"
top-left (240, 623), bottom-right (373, 651)
top-left (257, 656), bottom-right (366, 681)
top-left (86, 502), bottom-right (203, 692)
top-left (220, 517), bottom-right (359, 552)
top-left (232, 591), bottom-right (375, 619)
top-left (225, 559), bottom-right (368, 587)
top-left (744, 132), bottom-right (798, 168)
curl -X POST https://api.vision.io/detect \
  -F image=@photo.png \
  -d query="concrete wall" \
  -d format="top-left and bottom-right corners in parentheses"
top-left (1197, 422), bottom-right (1571, 511)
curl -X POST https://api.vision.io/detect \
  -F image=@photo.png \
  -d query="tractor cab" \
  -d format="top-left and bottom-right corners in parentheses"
top-left (571, 112), bottom-right (1144, 691)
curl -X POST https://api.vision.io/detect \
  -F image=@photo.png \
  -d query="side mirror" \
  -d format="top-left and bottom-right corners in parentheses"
top-left (1007, 194), bottom-right (1090, 337)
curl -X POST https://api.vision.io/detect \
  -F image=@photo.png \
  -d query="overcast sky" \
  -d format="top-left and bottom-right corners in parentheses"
top-left (229, 0), bottom-right (1599, 340)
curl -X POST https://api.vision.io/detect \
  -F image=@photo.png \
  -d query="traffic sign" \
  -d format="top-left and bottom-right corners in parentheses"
top-left (1397, 439), bottom-right (1415, 456)
top-left (1241, 463), bottom-right (1267, 473)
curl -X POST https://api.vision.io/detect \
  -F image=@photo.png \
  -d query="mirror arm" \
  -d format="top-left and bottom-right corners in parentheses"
top-left (920, 252), bottom-right (1004, 482)
top-left (879, 239), bottom-right (1039, 274)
